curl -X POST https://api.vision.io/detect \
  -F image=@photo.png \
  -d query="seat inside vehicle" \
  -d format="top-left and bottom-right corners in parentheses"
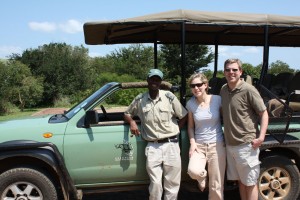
top-left (266, 72), bottom-right (300, 117)
top-left (269, 72), bottom-right (294, 99)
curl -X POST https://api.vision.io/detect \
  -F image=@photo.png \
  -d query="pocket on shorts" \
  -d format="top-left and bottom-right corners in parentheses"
top-left (238, 143), bottom-right (260, 168)
top-left (246, 156), bottom-right (261, 168)
top-left (245, 144), bottom-right (260, 168)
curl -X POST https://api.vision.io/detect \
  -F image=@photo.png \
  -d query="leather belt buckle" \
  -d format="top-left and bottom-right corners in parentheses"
top-left (168, 137), bottom-right (178, 143)
top-left (152, 135), bottom-right (178, 143)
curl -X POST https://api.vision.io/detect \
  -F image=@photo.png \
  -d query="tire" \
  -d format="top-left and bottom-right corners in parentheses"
top-left (258, 155), bottom-right (300, 200)
top-left (0, 167), bottom-right (58, 200)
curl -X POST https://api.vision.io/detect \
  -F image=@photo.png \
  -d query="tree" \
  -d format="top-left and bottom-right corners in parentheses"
top-left (0, 61), bottom-right (43, 113)
top-left (11, 43), bottom-right (93, 105)
top-left (89, 56), bottom-right (115, 75)
top-left (0, 61), bottom-right (12, 114)
top-left (107, 44), bottom-right (154, 80)
top-left (242, 63), bottom-right (261, 78)
top-left (268, 60), bottom-right (294, 75)
top-left (160, 44), bottom-right (214, 81)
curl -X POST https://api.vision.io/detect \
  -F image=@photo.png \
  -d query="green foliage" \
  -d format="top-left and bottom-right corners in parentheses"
top-left (5, 41), bottom-right (296, 115)
top-left (108, 44), bottom-right (154, 79)
top-left (0, 101), bottom-right (20, 116)
top-left (242, 63), bottom-right (261, 78)
top-left (69, 89), bottom-right (94, 105)
top-left (89, 56), bottom-right (115, 74)
top-left (160, 44), bottom-right (214, 80)
top-left (95, 72), bottom-right (139, 87)
top-left (0, 108), bottom-right (39, 121)
top-left (53, 96), bottom-right (72, 108)
top-left (0, 61), bottom-right (44, 114)
top-left (12, 43), bottom-right (93, 106)
top-left (0, 61), bottom-right (10, 102)
top-left (105, 88), bottom-right (147, 106)
top-left (268, 60), bottom-right (295, 75)
top-left (201, 69), bottom-right (213, 79)
top-left (92, 72), bottom-right (143, 106)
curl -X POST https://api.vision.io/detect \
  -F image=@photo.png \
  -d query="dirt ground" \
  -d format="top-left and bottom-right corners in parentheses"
top-left (31, 108), bottom-right (67, 116)
top-left (83, 189), bottom-right (241, 200)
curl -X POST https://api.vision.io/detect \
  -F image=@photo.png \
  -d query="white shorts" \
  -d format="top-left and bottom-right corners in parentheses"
top-left (226, 143), bottom-right (260, 186)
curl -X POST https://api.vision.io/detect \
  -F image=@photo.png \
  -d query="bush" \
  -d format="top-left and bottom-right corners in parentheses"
top-left (53, 96), bottom-right (72, 108)
top-left (105, 88), bottom-right (147, 106)
top-left (0, 101), bottom-right (20, 116)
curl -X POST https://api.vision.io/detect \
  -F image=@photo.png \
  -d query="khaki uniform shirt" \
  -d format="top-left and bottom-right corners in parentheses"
top-left (125, 90), bottom-right (187, 141)
top-left (220, 80), bottom-right (266, 146)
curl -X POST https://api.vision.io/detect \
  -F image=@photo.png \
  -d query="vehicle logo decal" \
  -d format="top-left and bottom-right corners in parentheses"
top-left (114, 140), bottom-right (134, 161)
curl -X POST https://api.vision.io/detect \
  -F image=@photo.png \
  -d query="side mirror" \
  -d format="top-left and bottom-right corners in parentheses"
top-left (84, 110), bottom-right (99, 128)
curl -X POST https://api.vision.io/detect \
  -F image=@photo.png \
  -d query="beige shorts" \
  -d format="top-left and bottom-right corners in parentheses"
top-left (226, 143), bottom-right (260, 186)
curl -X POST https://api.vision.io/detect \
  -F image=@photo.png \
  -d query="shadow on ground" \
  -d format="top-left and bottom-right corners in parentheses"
top-left (83, 189), bottom-right (241, 200)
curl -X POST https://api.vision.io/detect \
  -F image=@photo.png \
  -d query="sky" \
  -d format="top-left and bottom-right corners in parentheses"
top-left (1, 0), bottom-right (300, 70)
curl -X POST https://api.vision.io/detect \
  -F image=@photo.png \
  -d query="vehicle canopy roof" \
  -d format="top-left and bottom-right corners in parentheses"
top-left (84, 9), bottom-right (300, 47)
top-left (83, 9), bottom-right (300, 104)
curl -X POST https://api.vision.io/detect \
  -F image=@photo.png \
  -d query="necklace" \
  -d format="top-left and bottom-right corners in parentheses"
top-left (197, 95), bottom-right (210, 107)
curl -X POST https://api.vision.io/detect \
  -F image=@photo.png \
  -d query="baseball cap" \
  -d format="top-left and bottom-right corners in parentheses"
top-left (147, 69), bottom-right (163, 79)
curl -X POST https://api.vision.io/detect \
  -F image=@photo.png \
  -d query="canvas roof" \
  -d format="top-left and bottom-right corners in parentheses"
top-left (83, 9), bottom-right (300, 47)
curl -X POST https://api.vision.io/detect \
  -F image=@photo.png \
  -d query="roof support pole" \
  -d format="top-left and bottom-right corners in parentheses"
top-left (259, 25), bottom-right (269, 85)
top-left (154, 42), bottom-right (158, 68)
top-left (213, 44), bottom-right (219, 77)
top-left (180, 22), bottom-right (186, 105)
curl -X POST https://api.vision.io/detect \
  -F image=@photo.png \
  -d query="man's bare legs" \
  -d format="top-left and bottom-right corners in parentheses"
top-left (239, 181), bottom-right (258, 200)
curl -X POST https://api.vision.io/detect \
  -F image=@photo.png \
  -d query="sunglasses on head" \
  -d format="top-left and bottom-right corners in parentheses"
top-left (190, 82), bottom-right (205, 88)
top-left (225, 68), bottom-right (239, 72)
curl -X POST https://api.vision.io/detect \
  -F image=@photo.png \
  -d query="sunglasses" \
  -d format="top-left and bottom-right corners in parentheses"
top-left (225, 68), bottom-right (239, 72)
top-left (190, 83), bottom-right (205, 88)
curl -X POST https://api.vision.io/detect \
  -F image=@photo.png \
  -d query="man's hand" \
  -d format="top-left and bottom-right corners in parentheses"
top-left (251, 138), bottom-right (263, 149)
top-left (130, 120), bottom-right (140, 137)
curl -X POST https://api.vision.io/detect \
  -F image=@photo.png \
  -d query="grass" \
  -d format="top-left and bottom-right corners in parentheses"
top-left (0, 109), bottom-right (42, 121)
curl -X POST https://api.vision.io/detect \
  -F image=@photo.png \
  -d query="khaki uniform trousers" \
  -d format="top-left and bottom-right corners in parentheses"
top-left (145, 141), bottom-right (181, 200)
top-left (187, 142), bottom-right (226, 200)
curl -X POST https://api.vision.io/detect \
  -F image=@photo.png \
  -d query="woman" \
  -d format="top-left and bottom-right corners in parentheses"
top-left (186, 72), bottom-right (226, 200)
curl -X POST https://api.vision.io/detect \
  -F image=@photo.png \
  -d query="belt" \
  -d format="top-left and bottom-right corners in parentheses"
top-left (197, 142), bottom-right (215, 145)
top-left (151, 135), bottom-right (178, 143)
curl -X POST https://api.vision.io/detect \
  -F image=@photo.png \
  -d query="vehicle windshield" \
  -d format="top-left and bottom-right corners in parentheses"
top-left (65, 82), bottom-right (119, 119)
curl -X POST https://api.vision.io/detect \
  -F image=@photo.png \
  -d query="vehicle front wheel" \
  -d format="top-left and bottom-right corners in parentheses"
top-left (258, 155), bottom-right (300, 200)
top-left (0, 167), bottom-right (58, 200)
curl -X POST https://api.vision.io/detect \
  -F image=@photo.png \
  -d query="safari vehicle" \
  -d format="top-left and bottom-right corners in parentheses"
top-left (1, 9), bottom-right (300, 200)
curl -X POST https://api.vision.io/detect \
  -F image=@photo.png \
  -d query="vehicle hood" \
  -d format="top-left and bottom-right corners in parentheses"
top-left (0, 115), bottom-right (68, 143)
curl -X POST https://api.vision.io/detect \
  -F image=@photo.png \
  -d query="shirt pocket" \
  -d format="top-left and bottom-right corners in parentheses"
top-left (142, 105), bottom-right (153, 122)
top-left (159, 106), bottom-right (170, 123)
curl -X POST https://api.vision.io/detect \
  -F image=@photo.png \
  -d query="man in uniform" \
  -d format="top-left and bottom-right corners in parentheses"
top-left (124, 69), bottom-right (187, 200)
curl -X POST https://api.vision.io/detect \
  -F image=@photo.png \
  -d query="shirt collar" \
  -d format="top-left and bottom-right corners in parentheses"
top-left (146, 90), bottom-right (162, 101)
top-left (227, 79), bottom-right (244, 93)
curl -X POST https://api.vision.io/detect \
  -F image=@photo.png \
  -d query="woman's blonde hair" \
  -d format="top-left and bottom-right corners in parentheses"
top-left (188, 72), bottom-right (209, 92)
